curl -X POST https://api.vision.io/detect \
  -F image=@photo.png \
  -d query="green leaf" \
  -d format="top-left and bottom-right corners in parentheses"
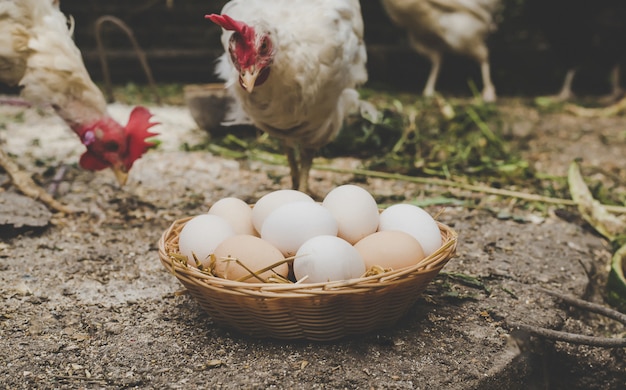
top-left (568, 161), bottom-right (626, 241)
top-left (607, 244), bottom-right (626, 313)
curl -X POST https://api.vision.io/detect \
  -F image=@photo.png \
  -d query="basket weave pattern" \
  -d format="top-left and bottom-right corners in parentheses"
top-left (158, 217), bottom-right (457, 341)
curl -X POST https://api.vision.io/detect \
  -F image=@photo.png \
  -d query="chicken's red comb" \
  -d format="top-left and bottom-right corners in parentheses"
top-left (206, 13), bottom-right (254, 42)
top-left (205, 14), bottom-right (242, 31)
top-left (124, 106), bottom-right (159, 170)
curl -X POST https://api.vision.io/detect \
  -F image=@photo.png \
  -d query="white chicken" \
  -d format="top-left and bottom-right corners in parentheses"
top-left (381, 0), bottom-right (500, 101)
top-left (0, 0), bottom-right (157, 212)
top-left (207, 0), bottom-right (367, 194)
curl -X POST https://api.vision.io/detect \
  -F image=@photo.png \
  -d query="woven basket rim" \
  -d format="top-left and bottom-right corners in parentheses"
top-left (158, 215), bottom-right (458, 297)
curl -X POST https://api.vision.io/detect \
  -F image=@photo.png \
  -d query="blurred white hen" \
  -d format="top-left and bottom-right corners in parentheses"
top-left (381, 0), bottom-right (500, 101)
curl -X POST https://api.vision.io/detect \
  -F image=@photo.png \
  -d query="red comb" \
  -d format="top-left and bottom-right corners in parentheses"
top-left (205, 13), bottom-right (254, 41)
top-left (206, 14), bottom-right (243, 31)
top-left (124, 106), bottom-right (159, 170)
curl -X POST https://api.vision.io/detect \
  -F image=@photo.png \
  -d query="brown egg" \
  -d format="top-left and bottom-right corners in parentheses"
top-left (212, 235), bottom-right (287, 282)
top-left (354, 231), bottom-right (425, 271)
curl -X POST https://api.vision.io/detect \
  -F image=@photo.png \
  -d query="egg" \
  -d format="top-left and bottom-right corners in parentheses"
top-left (178, 214), bottom-right (235, 267)
top-left (293, 235), bottom-right (366, 283)
top-left (322, 184), bottom-right (379, 244)
top-left (208, 197), bottom-right (256, 236)
top-left (213, 235), bottom-right (287, 282)
top-left (378, 204), bottom-right (442, 256)
top-left (251, 189), bottom-right (314, 233)
top-left (354, 231), bottom-right (425, 270)
top-left (261, 201), bottom-right (339, 257)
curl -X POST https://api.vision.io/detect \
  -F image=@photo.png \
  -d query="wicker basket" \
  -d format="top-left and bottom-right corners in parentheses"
top-left (158, 217), bottom-right (458, 341)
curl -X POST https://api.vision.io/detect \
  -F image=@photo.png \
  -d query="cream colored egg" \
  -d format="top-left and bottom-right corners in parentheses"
top-left (378, 204), bottom-right (442, 256)
top-left (213, 235), bottom-right (287, 282)
top-left (261, 201), bottom-right (338, 257)
top-left (208, 197), bottom-right (256, 236)
top-left (251, 189), bottom-right (314, 233)
top-left (178, 214), bottom-right (235, 267)
top-left (322, 184), bottom-right (379, 244)
top-left (354, 230), bottom-right (425, 270)
top-left (293, 235), bottom-right (366, 283)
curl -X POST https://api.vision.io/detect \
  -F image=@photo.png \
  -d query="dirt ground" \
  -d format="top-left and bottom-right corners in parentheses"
top-left (1, 98), bottom-right (625, 389)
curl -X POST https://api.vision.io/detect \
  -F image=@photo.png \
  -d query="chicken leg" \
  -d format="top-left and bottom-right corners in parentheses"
top-left (422, 52), bottom-right (442, 98)
top-left (0, 148), bottom-right (74, 213)
top-left (297, 146), bottom-right (315, 195)
top-left (552, 65), bottom-right (623, 104)
top-left (283, 142), bottom-right (315, 195)
top-left (563, 65), bottom-right (626, 117)
top-left (603, 65), bottom-right (625, 103)
top-left (284, 143), bottom-right (300, 190)
top-left (420, 48), bottom-right (496, 102)
top-left (556, 68), bottom-right (577, 101)
top-left (480, 59), bottom-right (496, 102)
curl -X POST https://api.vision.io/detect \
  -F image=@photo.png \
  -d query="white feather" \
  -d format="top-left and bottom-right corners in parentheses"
top-left (381, 0), bottom-right (500, 55)
top-left (214, 0), bottom-right (367, 148)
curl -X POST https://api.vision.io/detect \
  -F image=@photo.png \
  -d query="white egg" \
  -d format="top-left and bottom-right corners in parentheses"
top-left (178, 214), bottom-right (235, 267)
top-left (322, 184), bottom-right (379, 244)
top-left (293, 235), bottom-right (366, 283)
top-left (378, 204), bottom-right (442, 256)
top-left (208, 197), bottom-right (256, 236)
top-left (251, 189), bottom-right (314, 233)
top-left (261, 201), bottom-right (338, 257)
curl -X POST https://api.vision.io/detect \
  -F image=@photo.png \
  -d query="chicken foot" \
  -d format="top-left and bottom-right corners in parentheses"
top-left (562, 66), bottom-right (626, 115)
top-left (0, 148), bottom-right (74, 213)
top-left (565, 96), bottom-right (626, 118)
top-left (550, 65), bottom-right (624, 106)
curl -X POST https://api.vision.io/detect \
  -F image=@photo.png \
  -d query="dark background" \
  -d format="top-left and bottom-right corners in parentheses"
top-left (47, 0), bottom-right (625, 96)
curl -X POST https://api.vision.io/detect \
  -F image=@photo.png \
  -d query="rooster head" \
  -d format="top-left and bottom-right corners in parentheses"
top-left (76, 106), bottom-right (159, 185)
top-left (206, 13), bottom-right (274, 93)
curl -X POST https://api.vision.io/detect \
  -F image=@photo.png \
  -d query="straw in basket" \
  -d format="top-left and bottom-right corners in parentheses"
top-left (158, 217), bottom-right (457, 341)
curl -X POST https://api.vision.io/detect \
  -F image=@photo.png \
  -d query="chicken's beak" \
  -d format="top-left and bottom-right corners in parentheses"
top-left (241, 69), bottom-right (259, 93)
top-left (112, 166), bottom-right (129, 186)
